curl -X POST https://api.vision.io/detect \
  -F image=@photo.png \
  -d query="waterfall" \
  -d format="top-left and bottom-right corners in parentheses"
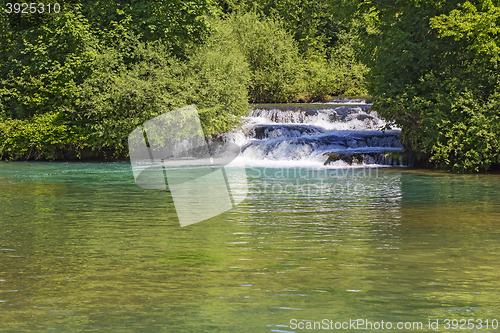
top-left (225, 101), bottom-right (409, 168)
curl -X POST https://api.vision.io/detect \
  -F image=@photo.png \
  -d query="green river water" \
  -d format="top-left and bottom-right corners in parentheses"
top-left (1, 161), bottom-right (500, 332)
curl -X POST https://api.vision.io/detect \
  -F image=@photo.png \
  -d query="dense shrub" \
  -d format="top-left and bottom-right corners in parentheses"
top-left (186, 22), bottom-right (250, 134)
top-left (301, 31), bottom-right (368, 101)
top-left (80, 0), bottom-right (220, 59)
top-left (218, 0), bottom-right (348, 56)
top-left (328, 30), bottom-right (368, 97)
top-left (213, 12), bottom-right (367, 103)
top-left (0, 111), bottom-right (87, 160)
top-left (74, 34), bottom-right (249, 156)
top-left (0, 1), bottom-right (370, 161)
top-left (357, 0), bottom-right (500, 172)
top-left (223, 12), bottom-right (302, 102)
top-left (74, 40), bottom-right (189, 156)
top-left (430, 90), bottom-right (500, 172)
top-left (0, 6), bottom-right (97, 120)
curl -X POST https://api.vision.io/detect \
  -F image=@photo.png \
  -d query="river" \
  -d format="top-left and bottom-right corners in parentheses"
top-left (1, 102), bottom-right (500, 332)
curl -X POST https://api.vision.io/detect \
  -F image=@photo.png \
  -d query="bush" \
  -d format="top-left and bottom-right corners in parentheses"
top-left (224, 12), bottom-right (303, 102)
top-left (357, 0), bottom-right (500, 172)
top-left (430, 90), bottom-right (500, 172)
top-left (0, 111), bottom-right (87, 160)
top-left (186, 21), bottom-right (250, 134)
top-left (328, 30), bottom-right (368, 97)
top-left (74, 40), bottom-right (189, 156)
top-left (300, 33), bottom-right (368, 101)
top-left (217, 12), bottom-right (367, 103)
top-left (0, 6), bottom-right (97, 120)
top-left (299, 57), bottom-right (335, 102)
top-left (74, 33), bottom-right (250, 156)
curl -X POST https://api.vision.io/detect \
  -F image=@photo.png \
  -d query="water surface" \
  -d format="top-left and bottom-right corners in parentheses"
top-left (1, 162), bottom-right (500, 332)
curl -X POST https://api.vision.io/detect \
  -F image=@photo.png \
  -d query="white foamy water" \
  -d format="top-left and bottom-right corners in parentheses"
top-left (224, 103), bottom-right (406, 168)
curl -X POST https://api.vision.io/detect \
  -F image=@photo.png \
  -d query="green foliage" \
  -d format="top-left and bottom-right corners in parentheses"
top-left (430, 0), bottom-right (500, 62)
top-left (299, 55), bottom-right (367, 102)
top-left (327, 30), bottom-right (368, 97)
top-left (79, 0), bottom-right (221, 58)
top-left (218, 0), bottom-right (349, 55)
top-left (0, 0), bottom-right (369, 161)
top-left (427, 0), bottom-right (500, 171)
top-left (215, 1), bottom-right (369, 101)
top-left (299, 57), bottom-right (335, 101)
top-left (213, 12), bottom-right (367, 103)
top-left (355, 0), bottom-right (500, 171)
top-left (74, 40), bottom-right (189, 155)
top-left (223, 12), bottom-right (302, 102)
top-left (74, 34), bottom-right (249, 156)
top-left (0, 111), bottom-right (87, 160)
top-left (187, 21), bottom-right (250, 134)
top-left (0, 5), bottom-right (97, 119)
top-left (430, 90), bottom-right (500, 172)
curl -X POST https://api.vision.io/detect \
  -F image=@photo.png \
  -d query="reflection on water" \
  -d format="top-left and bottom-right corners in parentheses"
top-left (1, 162), bottom-right (500, 332)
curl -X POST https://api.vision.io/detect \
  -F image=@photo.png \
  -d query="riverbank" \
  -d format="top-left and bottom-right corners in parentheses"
top-left (2, 99), bottom-right (498, 173)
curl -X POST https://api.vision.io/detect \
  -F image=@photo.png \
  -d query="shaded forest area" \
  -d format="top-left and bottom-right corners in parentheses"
top-left (1, 0), bottom-right (499, 172)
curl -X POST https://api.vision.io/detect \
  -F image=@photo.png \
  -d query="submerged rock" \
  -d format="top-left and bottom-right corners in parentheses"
top-left (323, 151), bottom-right (414, 166)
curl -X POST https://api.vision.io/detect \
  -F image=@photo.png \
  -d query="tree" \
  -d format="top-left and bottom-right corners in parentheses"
top-left (79, 0), bottom-right (221, 58)
top-left (0, 4), bottom-right (97, 119)
top-left (429, 0), bottom-right (500, 171)
top-left (354, 0), bottom-right (500, 171)
top-left (218, 0), bottom-right (351, 57)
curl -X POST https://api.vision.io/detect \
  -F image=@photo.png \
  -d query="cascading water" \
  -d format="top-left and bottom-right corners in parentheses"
top-left (227, 101), bottom-right (410, 168)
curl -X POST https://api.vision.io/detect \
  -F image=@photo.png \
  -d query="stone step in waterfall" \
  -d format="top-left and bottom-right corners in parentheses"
top-left (231, 101), bottom-right (409, 167)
